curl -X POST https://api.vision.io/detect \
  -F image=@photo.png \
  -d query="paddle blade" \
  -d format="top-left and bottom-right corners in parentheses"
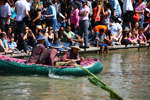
top-left (87, 76), bottom-right (124, 100)
top-left (55, 62), bottom-right (68, 67)
top-left (88, 76), bottom-right (109, 92)
top-left (109, 91), bottom-right (124, 100)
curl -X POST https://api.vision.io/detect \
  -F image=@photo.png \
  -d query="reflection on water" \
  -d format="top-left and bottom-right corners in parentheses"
top-left (0, 50), bottom-right (150, 100)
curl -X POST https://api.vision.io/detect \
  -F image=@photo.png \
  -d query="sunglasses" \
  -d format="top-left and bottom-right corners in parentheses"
top-left (48, 28), bottom-right (53, 30)
top-left (24, 29), bottom-right (29, 30)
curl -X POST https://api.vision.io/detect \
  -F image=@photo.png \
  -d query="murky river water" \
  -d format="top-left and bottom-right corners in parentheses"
top-left (0, 49), bottom-right (150, 100)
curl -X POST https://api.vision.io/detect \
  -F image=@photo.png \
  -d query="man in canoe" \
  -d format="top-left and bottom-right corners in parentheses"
top-left (61, 43), bottom-right (84, 64)
top-left (28, 33), bottom-right (62, 66)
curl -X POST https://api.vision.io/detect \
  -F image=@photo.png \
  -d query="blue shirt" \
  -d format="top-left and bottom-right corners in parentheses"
top-left (7, 41), bottom-right (17, 49)
top-left (0, 39), bottom-right (6, 47)
top-left (46, 5), bottom-right (57, 19)
top-left (108, 0), bottom-right (122, 16)
top-left (56, 20), bottom-right (66, 31)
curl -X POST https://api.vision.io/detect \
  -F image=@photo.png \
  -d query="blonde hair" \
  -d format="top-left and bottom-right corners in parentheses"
top-left (98, 0), bottom-right (103, 5)
top-left (33, 0), bottom-right (41, 11)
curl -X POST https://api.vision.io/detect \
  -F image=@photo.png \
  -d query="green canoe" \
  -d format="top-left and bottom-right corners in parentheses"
top-left (0, 55), bottom-right (103, 76)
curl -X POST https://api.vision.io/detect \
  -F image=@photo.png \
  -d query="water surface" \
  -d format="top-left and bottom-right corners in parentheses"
top-left (0, 50), bottom-right (150, 100)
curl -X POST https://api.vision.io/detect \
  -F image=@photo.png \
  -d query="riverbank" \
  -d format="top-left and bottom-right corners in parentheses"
top-left (3, 43), bottom-right (150, 58)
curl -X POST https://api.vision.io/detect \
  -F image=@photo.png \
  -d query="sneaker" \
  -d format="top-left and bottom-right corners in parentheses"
top-left (17, 51), bottom-right (21, 54)
top-left (115, 42), bottom-right (120, 45)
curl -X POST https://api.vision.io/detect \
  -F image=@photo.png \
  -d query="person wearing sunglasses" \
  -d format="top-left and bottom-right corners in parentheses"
top-left (17, 26), bottom-right (36, 54)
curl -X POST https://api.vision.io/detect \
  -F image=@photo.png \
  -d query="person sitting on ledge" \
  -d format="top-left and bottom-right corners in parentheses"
top-left (138, 28), bottom-right (147, 45)
top-left (59, 26), bottom-right (84, 49)
top-left (35, 25), bottom-right (50, 48)
top-left (118, 27), bottom-right (131, 46)
top-left (28, 34), bottom-right (62, 66)
top-left (61, 43), bottom-right (84, 64)
top-left (108, 18), bottom-right (122, 43)
top-left (17, 26), bottom-right (36, 54)
top-left (94, 29), bottom-right (109, 54)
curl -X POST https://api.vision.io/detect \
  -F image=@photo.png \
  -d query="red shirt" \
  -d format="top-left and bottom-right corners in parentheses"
top-left (61, 51), bottom-right (79, 61)
top-left (92, 6), bottom-right (101, 21)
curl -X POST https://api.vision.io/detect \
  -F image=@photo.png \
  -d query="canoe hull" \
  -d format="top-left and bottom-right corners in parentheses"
top-left (0, 55), bottom-right (103, 76)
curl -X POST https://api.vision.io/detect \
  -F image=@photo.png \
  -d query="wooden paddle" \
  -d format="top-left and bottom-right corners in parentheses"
top-left (74, 63), bottom-right (124, 100)
top-left (55, 59), bottom-right (80, 68)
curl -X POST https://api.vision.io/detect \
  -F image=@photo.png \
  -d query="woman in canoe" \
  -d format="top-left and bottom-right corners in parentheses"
top-left (28, 33), bottom-right (62, 66)
top-left (61, 43), bottom-right (84, 64)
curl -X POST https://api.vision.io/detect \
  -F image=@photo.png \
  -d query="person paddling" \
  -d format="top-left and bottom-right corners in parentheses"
top-left (61, 43), bottom-right (84, 64)
top-left (28, 34), bottom-right (62, 66)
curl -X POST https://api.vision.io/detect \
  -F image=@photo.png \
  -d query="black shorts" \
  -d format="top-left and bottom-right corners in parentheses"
top-left (123, 11), bottom-right (133, 23)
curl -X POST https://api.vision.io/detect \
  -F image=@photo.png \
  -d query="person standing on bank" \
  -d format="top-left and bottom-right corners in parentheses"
top-left (70, 2), bottom-right (79, 34)
top-left (15, 0), bottom-right (30, 34)
top-left (29, 0), bottom-right (41, 33)
top-left (92, 0), bottom-right (102, 28)
top-left (44, 2), bottom-right (57, 34)
top-left (0, 0), bottom-right (11, 32)
top-left (123, 0), bottom-right (133, 30)
top-left (134, 0), bottom-right (145, 28)
top-left (79, 0), bottom-right (89, 48)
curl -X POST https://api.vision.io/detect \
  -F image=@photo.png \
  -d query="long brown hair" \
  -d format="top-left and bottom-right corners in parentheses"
top-left (33, 0), bottom-right (41, 11)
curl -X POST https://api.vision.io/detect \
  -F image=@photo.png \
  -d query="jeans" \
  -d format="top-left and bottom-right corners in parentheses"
top-left (79, 20), bottom-right (89, 46)
top-left (63, 42), bottom-right (71, 49)
top-left (22, 40), bottom-right (36, 52)
top-left (139, 14), bottom-right (144, 28)
top-left (47, 19), bottom-right (57, 34)
top-left (0, 18), bottom-right (7, 32)
top-left (16, 19), bottom-right (26, 35)
top-left (58, 47), bottom-right (65, 52)
top-left (97, 42), bottom-right (108, 48)
top-left (44, 38), bottom-right (50, 48)
top-left (88, 30), bottom-right (96, 42)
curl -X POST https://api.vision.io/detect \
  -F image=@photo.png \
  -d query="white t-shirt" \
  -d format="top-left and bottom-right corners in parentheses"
top-left (123, 0), bottom-right (133, 13)
top-left (0, 3), bottom-right (11, 17)
top-left (108, 23), bottom-right (122, 38)
top-left (15, 0), bottom-right (30, 21)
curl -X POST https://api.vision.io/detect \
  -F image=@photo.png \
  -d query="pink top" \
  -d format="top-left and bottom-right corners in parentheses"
top-left (28, 44), bottom-right (46, 64)
top-left (134, 3), bottom-right (145, 14)
top-left (79, 5), bottom-right (89, 20)
top-left (70, 9), bottom-right (79, 28)
top-left (92, 6), bottom-right (101, 21)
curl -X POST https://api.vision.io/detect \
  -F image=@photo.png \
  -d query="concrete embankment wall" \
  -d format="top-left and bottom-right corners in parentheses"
top-left (4, 43), bottom-right (150, 58)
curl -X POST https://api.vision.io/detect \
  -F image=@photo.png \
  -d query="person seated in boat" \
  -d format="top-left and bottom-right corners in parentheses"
top-left (61, 43), bottom-right (84, 64)
top-left (17, 26), bottom-right (36, 54)
top-left (28, 34), bottom-right (62, 66)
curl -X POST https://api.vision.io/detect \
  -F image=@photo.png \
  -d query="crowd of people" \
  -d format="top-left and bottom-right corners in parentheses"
top-left (0, 0), bottom-right (150, 58)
